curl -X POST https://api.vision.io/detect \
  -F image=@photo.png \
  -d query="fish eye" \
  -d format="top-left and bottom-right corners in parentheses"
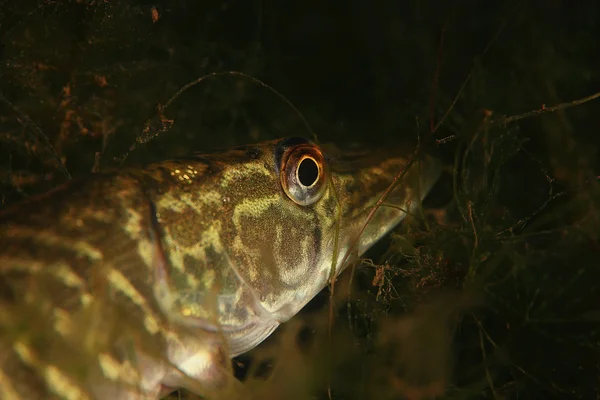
top-left (280, 144), bottom-right (327, 206)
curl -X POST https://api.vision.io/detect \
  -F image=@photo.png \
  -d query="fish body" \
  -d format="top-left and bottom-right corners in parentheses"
top-left (0, 137), bottom-right (440, 399)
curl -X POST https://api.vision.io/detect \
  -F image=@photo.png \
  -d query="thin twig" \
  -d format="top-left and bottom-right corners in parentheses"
top-left (118, 71), bottom-right (318, 164)
top-left (496, 91), bottom-right (600, 125)
top-left (429, 18), bottom-right (448, 133)
top-left (432, 17), bottom-right (507, 134)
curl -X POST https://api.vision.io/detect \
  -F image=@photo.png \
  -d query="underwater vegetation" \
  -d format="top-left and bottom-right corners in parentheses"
top-left (0, 1), bottom-right (599, 399)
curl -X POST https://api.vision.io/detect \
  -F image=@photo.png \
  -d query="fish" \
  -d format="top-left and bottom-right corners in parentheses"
top-left (0, 136), bottom-right (440, 399)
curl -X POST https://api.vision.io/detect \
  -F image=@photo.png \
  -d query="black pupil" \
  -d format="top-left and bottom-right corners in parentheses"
top-left (297, 158), bottom-right (319, 187)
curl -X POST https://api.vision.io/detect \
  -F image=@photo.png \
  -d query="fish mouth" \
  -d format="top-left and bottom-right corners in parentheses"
top-left (330, 146), bottom-right (441, 245)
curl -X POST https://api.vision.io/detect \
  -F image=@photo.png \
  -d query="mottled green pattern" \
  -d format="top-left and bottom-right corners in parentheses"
top-left (0, 137), bottom-right (439, 399)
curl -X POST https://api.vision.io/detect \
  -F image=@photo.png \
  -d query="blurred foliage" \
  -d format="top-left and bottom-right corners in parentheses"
top-left (1, 0), bottom-right (599, 399)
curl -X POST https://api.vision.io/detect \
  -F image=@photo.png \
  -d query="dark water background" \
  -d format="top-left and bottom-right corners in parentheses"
top-left (1, 1), bottom-right (599, 399)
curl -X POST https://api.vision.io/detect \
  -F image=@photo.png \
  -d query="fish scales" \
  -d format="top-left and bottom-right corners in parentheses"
top-left (0, 137), bottom-right (441, 399)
